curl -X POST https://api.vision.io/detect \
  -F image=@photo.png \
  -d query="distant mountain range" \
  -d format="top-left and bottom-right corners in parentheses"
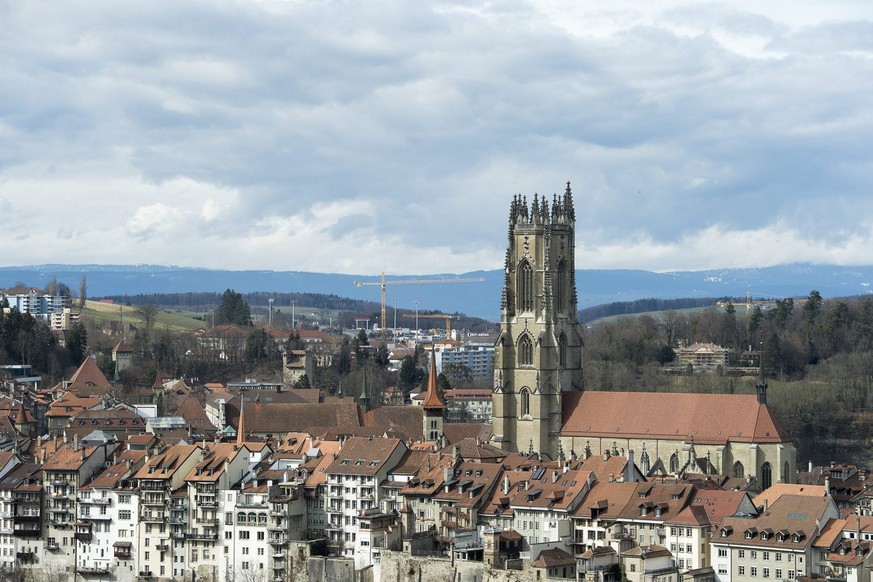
top-left (2, 263), bottom-right (872, 321)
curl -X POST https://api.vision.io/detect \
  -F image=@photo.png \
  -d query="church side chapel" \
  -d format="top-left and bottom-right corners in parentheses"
top-left (490, 184), bottom-right (796, 486)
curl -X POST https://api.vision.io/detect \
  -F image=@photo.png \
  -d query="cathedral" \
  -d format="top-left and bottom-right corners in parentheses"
top-left (491, 184), bottom-right (796, 485)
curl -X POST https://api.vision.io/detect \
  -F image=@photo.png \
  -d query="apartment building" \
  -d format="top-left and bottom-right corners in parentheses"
top-left (324, 436), bottom-right (408, 567)
top-left (710, 493), bottom-right (838, 582)
top-left (134, 444), bottom-right (203, 580)
top-left (0, 458), bottom-right (28, 568)
top-left (41, 438), bottom-right (120, 574)
top-left (510, 467), bottom-right (595, 549)
top-left (186, 443), bottom-right (251, 581)
top-left (77, 454), bottom-right (144, 581)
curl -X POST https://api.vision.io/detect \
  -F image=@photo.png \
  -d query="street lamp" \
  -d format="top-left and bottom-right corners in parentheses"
top-left (268, 298), bottom-right (274, 326)
top-left (414, 299), bottom-right (420, 334)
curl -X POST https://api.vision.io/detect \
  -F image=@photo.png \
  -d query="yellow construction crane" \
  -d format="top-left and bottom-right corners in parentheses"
top-left (353, 272), bottom-right (484, 336)
top-left (413, 313), bottom-right (460, 336)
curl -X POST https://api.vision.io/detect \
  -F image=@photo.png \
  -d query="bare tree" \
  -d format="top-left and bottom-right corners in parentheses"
top-left (78, 275), bottom-right (87, 308)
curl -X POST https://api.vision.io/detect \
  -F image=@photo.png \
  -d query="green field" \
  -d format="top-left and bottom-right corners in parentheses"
top-left (81, 300), bottom-right (206, 332)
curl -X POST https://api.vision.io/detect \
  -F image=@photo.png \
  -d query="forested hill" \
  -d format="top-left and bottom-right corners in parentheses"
top-left (4, 263), bottom-right (873, 320)
top-left (580, 297), bottom-right (718, 323)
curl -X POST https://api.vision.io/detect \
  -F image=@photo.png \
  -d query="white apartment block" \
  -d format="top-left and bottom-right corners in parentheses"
top-left (324, 437), bottom-right (407, 568)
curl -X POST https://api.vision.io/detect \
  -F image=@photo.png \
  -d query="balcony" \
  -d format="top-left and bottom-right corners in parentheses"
top-left (140, 515), bottom-right (167, 524)
top-left (269, 536), bottom-right (287, 546)
top-left (185, 532), bottom-right (218, 541)
top-left (197, 500), bottom-right (218, 508)
top-left (14, 514), bottom-right (40, 523)
top-left (13, 527), bottom-right (41, 538)
top-left (85, 497), bottom-right (112, 505)
top-left (270, 509), bottom-right (287, 517)
top-left (45, 541), bottom-right (60, 551)
top-left (170, 530), bottom-right (187, 540)
top-left (197, 518), bottom-right (220, 526)
top-left (273, 551), bottom-right (285, 559)
top-left (237, 500), bottom-right (267, 509)
top-left (79, 565), bottom-right (110, 575)
top-left (156, 544), bottom-right (170, 551)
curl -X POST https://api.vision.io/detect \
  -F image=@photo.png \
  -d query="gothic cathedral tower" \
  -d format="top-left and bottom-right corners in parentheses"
top-left (491, 183), bottom-right (584, 458)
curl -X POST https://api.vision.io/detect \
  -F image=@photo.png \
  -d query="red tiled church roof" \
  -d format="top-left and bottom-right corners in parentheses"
top-left (561, 391), bottom-right (790, 444)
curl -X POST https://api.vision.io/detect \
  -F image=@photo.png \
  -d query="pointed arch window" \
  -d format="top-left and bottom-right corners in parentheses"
top-left (733, 461), bottom-right (745, 479)
top-left (640, 449), bottom-right (650, 475)
top-left (520, 388), bottom-right (530, 417)
top-left (761, 462), bottom-right (772, 490)
top-left (669, 453), bottom-right (679, 474)
top-left (783, 461), bottom-right (790, 483)
top-left (556, 260), bottom-right (567, 312)
top-left (558, 332), bottom-right (568, 368)
top-left (518, 335), bottom-right (533, 367)
top-left (517, 260), bottom-right (534, 312)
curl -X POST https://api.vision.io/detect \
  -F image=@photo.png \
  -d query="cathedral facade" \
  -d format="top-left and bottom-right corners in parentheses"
top-left (491, 184), bottom-right (584, 459)
top-left (491, 184), bottom-right (796, 484)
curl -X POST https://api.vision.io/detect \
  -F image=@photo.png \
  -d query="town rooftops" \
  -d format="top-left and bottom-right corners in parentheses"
top-left (327, 436), bottom-right (404, 476)
top-left (715, 494), bottom-right (834, 550)
top-left (41, 444), bottom-right (101, 472)
top-left (754, 484), bottom-right (828, 509)
top-left (561, 391), bottom-right (790, 444)
top-left (135, 445), bottom-right (201, 480)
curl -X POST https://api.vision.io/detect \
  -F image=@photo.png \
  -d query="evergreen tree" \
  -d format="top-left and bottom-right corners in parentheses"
top-left (216, 289), bottom-right (252, 326)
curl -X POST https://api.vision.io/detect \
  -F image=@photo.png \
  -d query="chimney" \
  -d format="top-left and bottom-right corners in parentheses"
top-left (626, 449), bottom-right (636, 483)
top-left (551, 471), bottom-right (558, 484)
top-left (603, 451), bottom-right (609, 461)
top-left (503, 474), bottom-right (510, 494)
top-left (809, 460), bottom-right (813, 473)
top-left (525, 480), bottom-right (530, 491)
top-left (74, 434), bottom-right (79, 452)
top-left (80, 447), bottom-right (85, 462)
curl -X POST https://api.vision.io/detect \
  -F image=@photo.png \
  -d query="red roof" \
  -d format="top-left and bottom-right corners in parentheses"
top-left (421, 350), bottom-right (445, 410)
top-left (561, 391), bottom-right (790, 444)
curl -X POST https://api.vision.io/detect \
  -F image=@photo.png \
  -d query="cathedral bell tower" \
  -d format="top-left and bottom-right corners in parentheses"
top-left (491, 183), bottom-right (584, 458)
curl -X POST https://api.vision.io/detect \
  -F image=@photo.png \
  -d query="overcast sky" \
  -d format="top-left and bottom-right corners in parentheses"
top-left (2, 0), bottom-right (871, 275)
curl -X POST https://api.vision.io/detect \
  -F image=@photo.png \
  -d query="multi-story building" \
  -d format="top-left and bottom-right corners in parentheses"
top-left (324, 436), bottom-right (407, 567)
top-left (77, 453), bottom-right (144, 581)
top-left (185, 443), bottom-right (251, 581)
top-left (510, 467), bottom-right (595, 550)
top-left (710, 493), bottom-right (838, 582)
top-left (0, 457), bottom-right (27, 568)
top-left (134, 444), bottom-right (203, 580)
top-left (40, 438), bottom-right (120, 574)
top-left (435, 345), bottom-right (495, 381)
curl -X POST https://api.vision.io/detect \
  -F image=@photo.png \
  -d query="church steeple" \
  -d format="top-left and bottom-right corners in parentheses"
top-left (422, 348), bottom-right (445, 443)
top-left (359, 367), bottom-right (371, 412)
top-left (492, 184), bottom-right (584, 458)
top-left (756, 342), bottom-right (768, 405)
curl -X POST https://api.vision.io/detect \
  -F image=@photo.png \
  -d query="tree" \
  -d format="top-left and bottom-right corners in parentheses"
top-left (245, 328), bottom-right (271, 363)
top-left (139, 304), bottom-right (159, 330)
top-left (44, 277), bottom-right (57, 296)
top-left (442, 362), bottom-right (473, 388)
top-left (78, 274), bottom-right (87, 308)
top-left (216, 289), bottom-right (252, 326)
top-left (398, 355), bottom-right (418, 391)
top-left (294, 373), bottom-right (311, 388)
top-left (66, 322), bottom-right (87, 366)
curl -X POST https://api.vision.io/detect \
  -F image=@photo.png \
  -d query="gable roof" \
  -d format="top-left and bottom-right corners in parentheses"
top-left (561, 391), bottom-right (790, 444)
top-left (67, 357), bottom-right (114, 396)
